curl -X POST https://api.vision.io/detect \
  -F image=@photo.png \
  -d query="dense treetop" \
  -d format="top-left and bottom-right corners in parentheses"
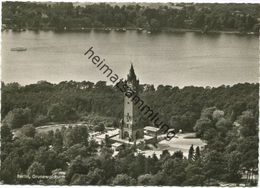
top-left (2, 81), bottom-right (258, 132)
top-left (1, 93), bottom-right (258, 185)
top-left (2, 2), bottom-right (260, 33)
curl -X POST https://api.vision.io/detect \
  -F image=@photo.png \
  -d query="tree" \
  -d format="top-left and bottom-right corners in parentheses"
top-left (85, 168), bottom-right (105, 185)
top-left (93, 123), bottom-right (105, 132)
top-left (98, 147), bottom-right (115, 180)
top-left (183, 160), bottom-right (205, 186)
top-left (150, 18), bottom-right (160, 31)
top-left (70, 168), bottom-right (105, 185)
top-left (20, 124), bottom-right (36, 137)
top-left (3, 108), bottom-right (32, 129)
top-left (150, 171), bottom-right (165, 185)
top-left (194, 146), bottom-right (200, 160)
top-left (63, 144), bottom-right (87, 160)
top-left (1, 125), bottom-right (13, 142)
top-left (70, 174), bottom-right (88, 185)
top-left (144, 154), bottom-right (159, 174)
top-left (137, 174), bottom-right (153, 185)
top-left (34, 115), bottom-right (49, 127)
top-left (53, 129), bottom-right (63, 152)
top-left (35, 147), bottom-right (60, 174)
top-left (188, 145), bottom-right (194, 161)
top-left (193, 12), bottom-right (205, 28)
top-left (112, 174), bottom-right (136, 185)
top-left (174, 15), bottom-right (185, 28)
top-left (201, 107), bottom-right (216, 120)
top-left (66, 156), bottom-right (87, 183)
top-left (136, 16), bottom-right (147, 28)
top-left (203, 150), bottom-right (226, 184)
top-left (63, 126), bottom-right (89, 148)
top-left (0, 153), bottom-right (21, 184)
top-left (87, 139), bottom-right (99, 154)
top-left (215, 118), bottom-right (232, 138)
top-left (172, 151), bottom-right (184, 159)
top-left (95, 81), bottom-right (106, 89)
top-left (237, 136), bottom-right (258, 183)
top-left (127, 153), bottom-right (146, 178)
top-left (160, 149), bottom-right (171, 162)
top-left (2, 82), bottom-right (21, 92)
top-left (225, 151), bottom-right (242, 182)
top-left (193, 117), bottom-right (213, 138)
top-left (161, 158), bottom-right (187, 185)
top-left (230, 102), bottom-right (247, 121)
top-left (238, 111), bottom-right (257, 137)
top-left (66, 156), bottom-right (100, 183)
top-left (27, 162), bottom-right (45, 176)
top-left (47, 103), bottom-right (78, 122)
top-left (212, 110), bottom-right (224, 121)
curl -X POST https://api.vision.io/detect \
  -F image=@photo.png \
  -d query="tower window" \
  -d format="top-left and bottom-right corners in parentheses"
top-left (126, 113), bottom-right (131, 122)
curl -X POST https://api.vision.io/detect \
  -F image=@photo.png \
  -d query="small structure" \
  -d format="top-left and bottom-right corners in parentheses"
top-left (144, 126), bottom-right (160, 137)
top-left (111, 142), bottom-right (123, 151)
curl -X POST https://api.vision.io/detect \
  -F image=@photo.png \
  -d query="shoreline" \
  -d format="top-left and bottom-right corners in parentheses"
top-left (2, 26), bottom-right (257, 36)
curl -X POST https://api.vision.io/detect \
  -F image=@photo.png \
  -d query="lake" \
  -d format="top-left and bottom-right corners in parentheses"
top-left (2, 30), bottom-right (258, 87)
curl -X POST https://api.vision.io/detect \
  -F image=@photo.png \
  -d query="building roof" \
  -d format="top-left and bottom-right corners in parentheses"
top-left (111, 142), bottom-right (123, 147)
top-left (144, 126), bottom-right (160, 132)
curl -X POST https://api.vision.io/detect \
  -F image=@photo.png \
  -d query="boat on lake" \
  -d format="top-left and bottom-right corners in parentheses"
top-left (10, 47), bottom-right (27, 51)
top-left (115, 28), bottom-right (126, 32)
top-left (137, 28), bottom-right (143, 32)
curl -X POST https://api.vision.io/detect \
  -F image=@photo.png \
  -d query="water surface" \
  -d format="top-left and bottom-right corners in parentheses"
top-left (2, 30), bottom-right (258, 87)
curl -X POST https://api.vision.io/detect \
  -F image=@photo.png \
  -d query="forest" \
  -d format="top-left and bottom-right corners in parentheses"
top-left (0, 81), bottom-right (259, 186)
top-left (0, 81), bottom-right (258, 185)
top-left (1, 81), bottom-right (258, 132)
top-left (2, 2), bottom-right (260, 33)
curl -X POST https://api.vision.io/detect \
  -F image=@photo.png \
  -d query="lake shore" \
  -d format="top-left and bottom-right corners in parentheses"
top-left (2, 26), bottom-right (257, 35)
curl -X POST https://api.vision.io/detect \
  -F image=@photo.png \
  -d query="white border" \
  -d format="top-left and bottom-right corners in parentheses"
top-left (1, 0), bottom-right (260, 3)
top-left (0, 0), bottom-right (259, 188)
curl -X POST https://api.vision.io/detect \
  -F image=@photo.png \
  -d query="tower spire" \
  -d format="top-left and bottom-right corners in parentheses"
top-left (128, 63), bottom-right (137, 81)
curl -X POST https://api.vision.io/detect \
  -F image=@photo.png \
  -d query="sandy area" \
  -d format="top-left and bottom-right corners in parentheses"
top-left (142, 133), bottom-right (206, 158)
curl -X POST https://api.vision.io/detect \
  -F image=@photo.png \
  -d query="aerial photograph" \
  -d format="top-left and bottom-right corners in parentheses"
top-left (0, 1), bottom-right (259, 186)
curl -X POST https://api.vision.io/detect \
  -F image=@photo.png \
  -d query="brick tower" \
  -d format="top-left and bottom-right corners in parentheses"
top-left (119, 64), bottom-right (144, 142)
